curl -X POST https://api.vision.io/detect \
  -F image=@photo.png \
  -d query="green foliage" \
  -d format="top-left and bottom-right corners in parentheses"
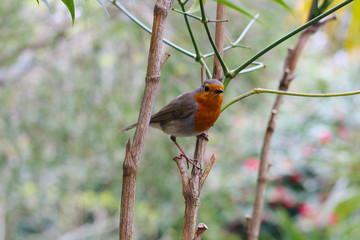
top-left (1, 0), bottom-right (359, 239)
top-left (61, 0), bottom-right (75, 24)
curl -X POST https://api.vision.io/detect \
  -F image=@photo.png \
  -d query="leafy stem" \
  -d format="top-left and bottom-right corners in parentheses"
top-left (221, 87), bottom-right (360, 112)
top-left (202, 14), bottom-right (258, 59)
top-left (111, 0), bottom-right (196, 58)
top-left (177, 1), bottom-right (211, 78)
top-left (199, 0), bottom-right (230, 78)
top-left (225, 0), bottom-right (354, 88)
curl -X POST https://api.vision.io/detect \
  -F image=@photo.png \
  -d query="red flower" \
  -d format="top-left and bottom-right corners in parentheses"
top-left (244, 157), bottom-right (260, 171)
top-left (289, 172), bottom-right (303, 184)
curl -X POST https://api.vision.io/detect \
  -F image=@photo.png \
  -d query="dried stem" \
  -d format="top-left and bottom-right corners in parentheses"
top-left (247, 11), bottom-right (336, 240)
top-left (212, 3), bottom-right (226, 80)
top-left (193, 223), bottom-right (208, 240)
top-left (118, 1), bottom-right (173, 239)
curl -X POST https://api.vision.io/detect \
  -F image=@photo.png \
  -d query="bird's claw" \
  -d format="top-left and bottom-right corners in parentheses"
top-left (180, 154), bottom-right (201, 170)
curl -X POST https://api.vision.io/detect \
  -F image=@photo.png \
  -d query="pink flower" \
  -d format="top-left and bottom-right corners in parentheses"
top-left (244, 157), bottom-right (260, 171)
top-left (283, 193), bottom-right (296, 208)
top-left (319, 129), bottom-right (333, 145)
top-left (298, 202), bottom-right (315, 217)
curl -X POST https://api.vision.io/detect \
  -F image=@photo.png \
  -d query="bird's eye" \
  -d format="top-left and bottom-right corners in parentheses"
top-left (204, 86), bottom-right (210, 92)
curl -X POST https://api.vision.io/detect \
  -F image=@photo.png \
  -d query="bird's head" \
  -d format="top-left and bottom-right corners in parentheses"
top-left (194, 79), bottom-right (224, 106)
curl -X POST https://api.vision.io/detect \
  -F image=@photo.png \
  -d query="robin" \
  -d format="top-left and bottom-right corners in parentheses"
top-left (120, 79), bottom-right (224, 167)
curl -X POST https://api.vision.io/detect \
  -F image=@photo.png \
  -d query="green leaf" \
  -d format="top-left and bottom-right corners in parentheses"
top-left (186, 0), bottom-right (206, 14)
top-left (271, 0), bottom-right (292, 12)
top-left (36, 0), bottom-right (39, 4)
top-left (61, 0), bottom-right (75, 25)
top-left (318, 0), bottom-right (334, 14)
top-left (215, 0), bottom-right (259, 22)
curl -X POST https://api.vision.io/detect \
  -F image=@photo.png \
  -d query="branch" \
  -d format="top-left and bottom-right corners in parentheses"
top-left (118, 1), bottom-right (173, 239)
top-left (111, 0), bottom-right (196, 59)
top-left (193, 223), bottom-right (208, 240)
top-left (212, 2), bottom-right (226, 80)
top-left (173, 155), bottom-right (190, 193)
top-left (225, 0), bottom-right (354, 89)
top-left (247, 2), bottom-right (340, 238)
top-left (202, 14), bottom-right (259, 59)
top-left (199, 0), bottom-right (230, 78)
top-left (177, 0), bottom-right (212, 79)
top-left (221, 88), bottom-right (360, 112)
top-left (180, 2), bottom-right (227, 239)
top-left (200, 154), bottom-right (216, 189)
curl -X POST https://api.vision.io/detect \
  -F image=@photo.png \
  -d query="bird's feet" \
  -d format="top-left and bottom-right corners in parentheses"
top-left (180, 154), bottom-right (202, 170)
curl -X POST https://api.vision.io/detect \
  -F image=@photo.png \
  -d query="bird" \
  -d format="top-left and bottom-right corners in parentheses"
top-left (120, 79), bottom-right (224, 168)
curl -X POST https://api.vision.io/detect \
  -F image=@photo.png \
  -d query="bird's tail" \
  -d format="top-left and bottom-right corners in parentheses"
top-left (120, 123), bottom-right (138, 132)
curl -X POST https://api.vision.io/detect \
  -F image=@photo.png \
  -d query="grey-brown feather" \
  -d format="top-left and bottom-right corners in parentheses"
top-left (150, 91), bottom-right (197, 123)
top-left (120, 79), bottom-right (222, 136)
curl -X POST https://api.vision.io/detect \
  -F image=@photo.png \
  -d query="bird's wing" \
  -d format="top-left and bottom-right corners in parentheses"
top-left (150, 92), bottom-right (196, 124)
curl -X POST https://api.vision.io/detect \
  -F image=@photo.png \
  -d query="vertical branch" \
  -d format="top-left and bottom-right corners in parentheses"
top-left (247, 13), bottom-right (336, 240)
top-left (212, 3), bottom-right (226, 80)
top-left (179, 2), bottom-right (227, 240)
top-left (119, 1), bottom-right (173, 239)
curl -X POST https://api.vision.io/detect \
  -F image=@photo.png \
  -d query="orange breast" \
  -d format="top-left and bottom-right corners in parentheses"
top-left (193, 93), bottom-right (223, 133)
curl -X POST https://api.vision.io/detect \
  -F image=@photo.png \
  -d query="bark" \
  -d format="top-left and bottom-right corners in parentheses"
top-left (178, 3), bottom-right (226, 239)
top-left (118, 1), bottom-right (173, 239)
top-left (247, 14), bottom-right (336, 240)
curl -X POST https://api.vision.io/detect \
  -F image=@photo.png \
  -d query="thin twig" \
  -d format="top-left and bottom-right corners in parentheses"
top-left (172, 8), bottom-right (202, 21)
top-left (203, 14), bottom-right (259, 59)
top-left (111, 0), bottom-right (196, 59)
top-left (221, 87), bottom-right (360, 112)
top-left (224, 0), bottom-right (354, 89)
top-left (178, 0), bottom-right (212, 78)
top-left (200, 154), bottom-right (216, 189)
top-left (160, 53), bottom-right (171, 70)
top-left (193, 223), bottom-right (208, 240)
top-left (201, 66), bottom-right (207, 83)
top-left (199, 0), bottom-right (230, 77)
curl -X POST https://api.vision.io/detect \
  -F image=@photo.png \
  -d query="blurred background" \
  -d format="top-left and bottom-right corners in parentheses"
top-left (1, 0), bottom-right (359, 239)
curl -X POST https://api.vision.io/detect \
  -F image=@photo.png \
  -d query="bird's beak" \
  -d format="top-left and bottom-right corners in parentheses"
top-left (214, 89), bottom-right (223, 94)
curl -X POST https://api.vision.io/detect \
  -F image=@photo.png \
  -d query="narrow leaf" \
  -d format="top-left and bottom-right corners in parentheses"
top-left (61, 0), bottom-right (75, 25)
top-left (271, 0), bottom-right (292, 12)
top-left (319, 0), bottom-right (334, 13)
top-left (36, 0), bottom-right (39, 4)
top-left (186, 0), bottom-right (206, 14)
top-left (96, 0), bottom-right (110, 18)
